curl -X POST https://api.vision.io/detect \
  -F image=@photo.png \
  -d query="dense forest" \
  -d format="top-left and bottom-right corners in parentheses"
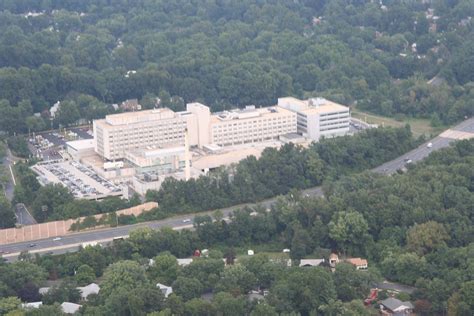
top-left (0, 0), bottom-right (473, 135)
top-left (0, 139), bottom-right (472, 315)
top-left (145, 126), bottom-right (416, 215)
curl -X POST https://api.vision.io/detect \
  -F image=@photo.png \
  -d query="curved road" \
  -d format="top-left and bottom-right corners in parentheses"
top-left (2, 117), bottom-right (473, 261)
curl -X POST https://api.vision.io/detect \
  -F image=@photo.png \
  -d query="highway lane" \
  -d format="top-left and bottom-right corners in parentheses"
top-left (2, 117), bottom-right (473, 261)
top-left (373, 116), bottom-right (474, 174)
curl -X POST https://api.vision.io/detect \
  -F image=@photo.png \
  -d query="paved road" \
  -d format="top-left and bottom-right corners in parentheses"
top-left (373, 117), bottom-right (474, 174)
top-left (1, 117), bottom-right (473, 261)
top-left (375, 281), bottom-right (416, 294)
top-left (1, 147), bottom-right (16, 201)
top-left (15, 203), bottom-right (37, 226)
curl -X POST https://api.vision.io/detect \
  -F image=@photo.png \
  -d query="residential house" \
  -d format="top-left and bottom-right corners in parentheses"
top-left (21, 302), bottom-right (43, 309)
top-left (61, 302), bottom-right (82, 314)
top-left (177, 258), bottom-right (193, 266)
top-left (156, 283), bottom-right (173, 298)
top-left (380, 297), bottom-right (414, 315)
top-left (77, 283), bottom-right (100, 301)
top-left (346, 258), bottom-right (368, 270)
top-left (299, 259), bottom-right (325, 267)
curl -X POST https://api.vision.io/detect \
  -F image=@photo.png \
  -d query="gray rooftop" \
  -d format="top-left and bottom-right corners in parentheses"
top-left (380, 297), bottom-right (414, 312)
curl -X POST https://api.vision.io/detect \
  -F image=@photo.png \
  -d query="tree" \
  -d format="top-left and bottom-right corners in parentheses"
top-left (250, 303), bottom-right (277, 316)
top-left (149, 252), bottom-right (179, 285)
top-left (406, 221), bottom-right (450, 255)
top-left (0, 262), bottom-right (46, 298)
top-left (25, 116), bottom-right (46, 133)
top-left (381, 252), bottom-right (428, 285)
top-left (269, 268), bottom-right (336, 314)
top-left (26, 304), bottom-right (63, 315)
top-left (172, 277), bottom-right (203, 301)
top-left (215, 265), bottom-right (257, 296)
top-left (103, 286), bottom-right (165, 315)
top-left (100, 260), bottom-right (149, 298)
top-left (456, 281), bottom-right (474, 315)
top-left (212, 292), bottom-right (246, 316)
top-left (75, 264), bottom-right (96, 286)
top-left (42, 280), bottom-right (80, 305)
top-left (328, 211), bottom-right (369, 255)
top-left (31, 184), bottom-right (74, 222)
top-left (0, 196), bottom-right (15, 228)
top-left (184, 298), bottom-right (215, 316)
top-left (54, 100), bottom-right (80, 127)
top-left (290, 226), bottom-right (313, 260)
top-left (182, 259), bottom-right (225, 291)
top-left (0, 297), bottom-right (21, 315)
top-left (334, 263), bottom-right (374, 301)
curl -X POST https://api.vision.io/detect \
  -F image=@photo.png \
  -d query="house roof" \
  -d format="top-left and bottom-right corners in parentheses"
top-left (156, 283), bottom-right (173, 298)
top-left (38, 287), bottom-right (50, 295)
top-left (346, 257), bottom-right (368, 267)
top-left (77, 283), bottom-right (100, 299)
top-left (21, 302), bottom-right (43, 309)
top-left (380, 298), bottom-right (414, 312)
top-left (299, 259), bottom-right (325, 267)
top-left (61, 302), bottom-right (82, 314)
top-left (177, 258), bottom-right (193, 266)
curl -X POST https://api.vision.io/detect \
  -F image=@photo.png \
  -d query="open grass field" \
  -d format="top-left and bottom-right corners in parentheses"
top-left (351, 108), bottom-right (446, 138)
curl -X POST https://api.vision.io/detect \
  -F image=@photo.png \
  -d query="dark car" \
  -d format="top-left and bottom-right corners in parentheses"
top-left (28, 243), bottom-right (37, 248)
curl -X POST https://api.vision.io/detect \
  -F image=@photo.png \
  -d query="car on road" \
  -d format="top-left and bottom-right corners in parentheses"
top-left (28, 243), bottom-right (36, 248)
top-left (53, 237), bottom-right (62, 241)
top-left (405, 159), bottom-right (413, 164)
top-left (182, 218), bottom-right (191, 223)
top-left (427, 142), bottom-right (433, 148)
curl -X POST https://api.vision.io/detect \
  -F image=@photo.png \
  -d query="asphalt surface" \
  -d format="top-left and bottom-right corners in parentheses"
top-left (1, 147), bottom-right (16, 201)
top-left (15, 203), bottom-right (37, 226)
top-left (1, 117), bottom-right (473, 261)
top-left (373, 116), bottom-right (474, 174)
top-left (375, 281), bottom-right (416, 294)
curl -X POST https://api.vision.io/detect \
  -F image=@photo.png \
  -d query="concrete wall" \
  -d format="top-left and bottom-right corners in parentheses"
top-left (0, 202), bottom-right (158, 245)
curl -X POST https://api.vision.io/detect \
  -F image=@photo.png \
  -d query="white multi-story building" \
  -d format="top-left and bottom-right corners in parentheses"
top-left (209, 106), bottom-right (297, 147)
top-left (278, 97), bottom-right (350, 141)
top-left (93, 108), bottom-right (187, 160)
top-left (93, 96), bottom-right (347, 161)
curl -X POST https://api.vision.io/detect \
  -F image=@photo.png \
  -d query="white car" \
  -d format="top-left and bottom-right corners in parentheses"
top-left (182, 218), bottom-right (191, 223)
top-left (52, 237), bottom-right (61, 241)
top-left (427, 142), bottom-right (433, 148)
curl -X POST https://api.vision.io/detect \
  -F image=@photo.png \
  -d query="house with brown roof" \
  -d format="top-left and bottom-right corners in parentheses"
top-left (346, 257), bottom-right (368, 270)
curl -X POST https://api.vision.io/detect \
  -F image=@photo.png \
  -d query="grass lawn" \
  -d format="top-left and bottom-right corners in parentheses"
top-left (351, 108), bottom-right (446, 138)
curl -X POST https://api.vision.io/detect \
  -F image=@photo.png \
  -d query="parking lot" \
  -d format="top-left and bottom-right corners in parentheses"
top-left (32, 161), bottom-right (122, 200)
top-left (29, 127), bottom-right (93, 161)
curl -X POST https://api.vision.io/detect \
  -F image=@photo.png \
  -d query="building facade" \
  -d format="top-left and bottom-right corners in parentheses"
top-left (93, 108), bottom-right (187, 160)
top-left (209, 106), bottom-right (297, 147)
top-left (278, 97), bottom-right (350, 141)
top-left (93, 97), bottom-right (347, 161)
